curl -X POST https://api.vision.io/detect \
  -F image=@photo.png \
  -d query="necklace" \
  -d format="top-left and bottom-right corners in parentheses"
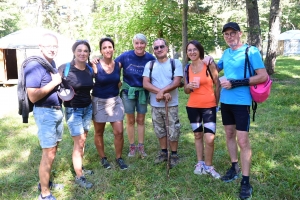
top-left (191, 62), bottom-right (203, 74)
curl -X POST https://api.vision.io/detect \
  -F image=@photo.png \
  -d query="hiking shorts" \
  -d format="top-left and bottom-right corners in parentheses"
top-left (121, 91), bottom-right (148, 114)
top-left (65, 103), bottom-right (93, 137)
top-left (220, 103), bottom-right (250, 132)
top-left (151, 106), bottom-right (181, 141)
top-left (33, 106), bottom-right (64, 148)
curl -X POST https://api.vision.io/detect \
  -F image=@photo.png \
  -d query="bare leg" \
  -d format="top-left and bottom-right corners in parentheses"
top-left (126, 113), bottom-right (135, 144)
top-left (93, 121), bottom-right (106, 158)
top-left (204, 133), bottom-right (215, 166)
top-left (224, 125), bottom-right (238, 163)
top-left (136, 113), bottom-right (146, 144)
top-left (111, 121), bottom-right (124, 158)
top-left (194, 132), bottom-right (204, 161)
top-left (237, 130), bottom-right (252, 176)
top-left (72, 132), bottom-right (87, 178)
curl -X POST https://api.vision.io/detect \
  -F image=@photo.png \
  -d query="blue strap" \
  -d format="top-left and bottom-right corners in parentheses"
top-left (64, 63), bottom-right (93, 78)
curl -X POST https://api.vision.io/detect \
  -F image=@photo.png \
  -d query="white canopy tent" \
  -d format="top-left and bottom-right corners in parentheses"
top-left (278, 30), bottom-right (300, 56)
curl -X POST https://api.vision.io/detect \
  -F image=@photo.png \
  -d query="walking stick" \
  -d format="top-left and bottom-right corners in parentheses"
top-left (165, 100), bottom-right (170, 179)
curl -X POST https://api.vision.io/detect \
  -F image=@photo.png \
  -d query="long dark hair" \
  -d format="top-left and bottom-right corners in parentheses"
top-left (186, 40), bottom-right (205, 61)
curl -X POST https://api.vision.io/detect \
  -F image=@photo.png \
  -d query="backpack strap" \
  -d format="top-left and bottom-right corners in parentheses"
top-left (170, 58), bottom-right (175, 80)
top-left (149, 60), bottom-right (155, 83)
top-left (64, 62), bottom-right (93, 78)
top-left (245, 45), bottom-right (257, 122)
top-left (184, 63), bottom-right (190, 84)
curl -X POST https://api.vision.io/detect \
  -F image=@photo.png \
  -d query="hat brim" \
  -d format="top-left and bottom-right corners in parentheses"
top-left (57, 86), bottom-right (75, 101)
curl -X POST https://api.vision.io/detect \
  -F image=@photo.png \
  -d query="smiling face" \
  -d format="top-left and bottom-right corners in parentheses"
top-left (186, 43), bottom-right (200, 61)
top-left (74, 44), bottom-right (90, 63)
top-left (223, 28), bottom-right (243, 50)
top-left (100, 41), bottom-right (114, 59)
top-left (153, 39), bottom-right (168, 60)
top-left (39, 34), bottom-right (58, 62)
top-left (133, 39), bottom-right (146, 56)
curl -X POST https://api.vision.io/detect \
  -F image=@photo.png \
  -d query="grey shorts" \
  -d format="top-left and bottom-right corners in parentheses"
top-left (151, 106), bottom-right (181, 141)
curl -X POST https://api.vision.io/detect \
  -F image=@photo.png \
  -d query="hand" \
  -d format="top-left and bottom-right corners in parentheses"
top-left (91, 57), bottom-right (100, 64)
top-left (203, 55), bottom-right (214, 65)
top-left (50, 73), bottom-right (62, 86)
top-left (220, 80), bottom-right (232, 89)
top-left (156, 90), bottom-right (164, 102)
top-left (187, 82), bottom-right (197, 90)
top-left (163, 93), bottom-right (172, 102)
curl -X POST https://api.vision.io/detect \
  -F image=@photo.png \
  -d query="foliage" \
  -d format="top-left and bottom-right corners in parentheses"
top-left (0, 0), bottom-right (20, 37)
top-left (0, 56), bottom-right (300, 199)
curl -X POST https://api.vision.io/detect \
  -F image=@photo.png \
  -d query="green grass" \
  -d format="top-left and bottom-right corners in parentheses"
top-left (0, 56), bottom-right (300, 199)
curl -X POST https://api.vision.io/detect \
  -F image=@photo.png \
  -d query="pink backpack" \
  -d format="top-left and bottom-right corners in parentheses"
top-left (245, 46), bottom-right (272, 121)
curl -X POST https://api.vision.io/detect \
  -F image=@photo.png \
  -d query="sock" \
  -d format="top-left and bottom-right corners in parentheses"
top-left (138, 143), bottom-right (144, 146)
top-left (130, 143), bottom-right (135, 147)
top-left (198, 160), bottom-right (205, 165)
top-left (231, 162), bottom-right (239, 171)
top-left (241, 176), bottom-right (250, 185)
top-left (171, 151), bottom-right (177, 155)
top-left (161, 149), bottom-right (168, 153)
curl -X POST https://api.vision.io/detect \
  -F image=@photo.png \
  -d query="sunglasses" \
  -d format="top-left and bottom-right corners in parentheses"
top-left (153, 45), bottom-right (165, 50)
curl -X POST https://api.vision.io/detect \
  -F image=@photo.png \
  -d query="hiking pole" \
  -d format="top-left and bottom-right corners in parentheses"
top-left (165, 100), bottom-right (170, 180)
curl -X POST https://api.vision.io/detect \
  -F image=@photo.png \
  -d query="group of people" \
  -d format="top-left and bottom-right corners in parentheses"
top-left (23, 21), bottom-right (268, 200)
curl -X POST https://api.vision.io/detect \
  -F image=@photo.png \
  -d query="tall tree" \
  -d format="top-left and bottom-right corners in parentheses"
top-left (182, 0), bottom-right (188, 66)
top-left (246, 0), bottom-right (262, 54)
top-left (264, 0), bottom-right (281, 75)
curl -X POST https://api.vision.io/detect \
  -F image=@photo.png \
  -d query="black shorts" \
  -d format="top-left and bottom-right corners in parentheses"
top-left (186, 106), bottom-right (216, 134)
top-left (220, 103), bottom-right (250, 132)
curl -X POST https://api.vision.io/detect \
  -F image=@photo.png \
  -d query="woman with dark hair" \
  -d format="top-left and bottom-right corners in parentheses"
top-left (92, 38), bottom-right (128, 170)
top-left (58, 40), bottom-right (95, 189)
top-left (183, 40), bottom-right (221, 179)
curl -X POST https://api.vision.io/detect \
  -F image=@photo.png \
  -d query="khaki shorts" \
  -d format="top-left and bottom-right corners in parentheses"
top-left (151, 106), bottom-right (181, 141)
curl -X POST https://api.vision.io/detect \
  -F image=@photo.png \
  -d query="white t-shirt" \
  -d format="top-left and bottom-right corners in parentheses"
top-left (142, 58), bottom-right (183, 107)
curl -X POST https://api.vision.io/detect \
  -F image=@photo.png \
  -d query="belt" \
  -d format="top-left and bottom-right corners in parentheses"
top-left (36, 106), bottom-right (62, 110)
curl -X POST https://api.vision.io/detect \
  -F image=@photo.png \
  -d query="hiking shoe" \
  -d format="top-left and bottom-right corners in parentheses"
top-left (205, 166), bottom-right (221, 179)
top-left (221, 167), bottom-right (241, 182)
top-left (116, 158), bottom-right (128, 170)
top-left (75, 176), bottom-right (93, 189)
top-left (38, 181), bottom-right (64, 192)
top-left (170, 154), bottom-right (179, 168)
top-left (137, 144), bottom-right (147, 158)
top-left (82, 166), bottom-right (94, 175)
top-left (128, 145), bottom-right (136, 157)
top-left (194, 163), bottom-right (207, 175)
top-left (154, 151), bottom-right (168, 164)
top-left (38, 193), bottom-right (56, 200)
top-left (239, 184), bottom-right (253, 199)
top-left (101, 157), bottom-right (111, 169)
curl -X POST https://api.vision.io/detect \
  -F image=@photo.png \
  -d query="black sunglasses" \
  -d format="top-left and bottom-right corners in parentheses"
top-left (153, 45), bottom-right (165, 50)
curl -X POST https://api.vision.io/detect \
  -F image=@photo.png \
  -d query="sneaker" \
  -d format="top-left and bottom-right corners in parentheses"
top-left (205, 166), bottom-right (221, 179)
top-left (137, 145), bottom-right (147, 158)
top-left (82, 166), bottom-right (94, 175)
top-left (170, 154), bottom-right (179, 168)
top-left (221, 167), bottom-right (241, 182)
top-left (116, 158), bottom-right (128, 170)
top-left (154, 151), bottom-right (168, 164)
top-left (101, 157), bottom-right (111, 169)
top-left (194, 163), bottom-right (207, 175)
top-left (239, 184), bottom-right (253, 199)
top-left (128, 145), bottom-right (136, 157)
top-left (75, 176), bottom-right (93, 189)
top-left (38, 193), bottom-right (56, 200)
top-left (38, 181), bottom-right (64, 192)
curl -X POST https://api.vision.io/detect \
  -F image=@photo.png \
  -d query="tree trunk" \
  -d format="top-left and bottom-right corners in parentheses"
top-left (264, 0), bottom-right (281, 75)
top-left (246, 0), bottom-right (262, 55)
top-left (181, 0), bottom-right (188, 67)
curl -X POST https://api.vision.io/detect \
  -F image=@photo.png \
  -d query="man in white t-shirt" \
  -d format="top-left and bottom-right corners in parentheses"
top-left (142, 38), bottom-right (183, 168)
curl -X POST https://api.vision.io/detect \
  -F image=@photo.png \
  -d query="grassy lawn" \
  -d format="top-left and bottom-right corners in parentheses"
top-left (0, 56), bottom-right (299, 200)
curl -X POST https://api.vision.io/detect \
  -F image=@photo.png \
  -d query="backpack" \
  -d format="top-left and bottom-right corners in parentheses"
top-left (149, 59), bottom-right (184, 87)
top-left (245, 46), bottom-right (272, 121)
top-left (184, 61), bottom-right (213, 84)
top-left (63, 62), bottom-right (93, 77)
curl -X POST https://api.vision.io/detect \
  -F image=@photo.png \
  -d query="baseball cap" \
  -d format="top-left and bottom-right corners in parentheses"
top-left (57, 79), bottom-right (75, 101)
top-left (222, 22), bottom-right (241, 32)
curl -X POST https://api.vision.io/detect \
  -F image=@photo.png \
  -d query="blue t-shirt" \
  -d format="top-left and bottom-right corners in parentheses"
top-left (115, 50), bottom-right (155, 87)
top-left (217, 44), bottom-right (265, 105)
top-left (92, 62), bottom-right (120, 99)
top-left (24, 60), bottom-right (61, 107)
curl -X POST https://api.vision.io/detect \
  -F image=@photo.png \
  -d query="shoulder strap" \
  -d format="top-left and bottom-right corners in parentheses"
top-left (184, 63), bottom-right (190, 84)
top-left (86, 63), bottom-right (93, 74)
top-left (149, 60), bottom-right (155, 83)
top-left (170, 59), bottom-right (175, 80)
top-left (206, 64), bottom-right (213, 80)
top-left (64, 63), bottom-right (70, 78)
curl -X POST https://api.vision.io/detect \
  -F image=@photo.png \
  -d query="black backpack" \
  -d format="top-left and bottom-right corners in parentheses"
top-left (149, 59), bottom-right (184, 87)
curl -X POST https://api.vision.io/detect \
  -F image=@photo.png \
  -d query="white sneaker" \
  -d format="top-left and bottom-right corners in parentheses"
top-left (194, 162), bottom-right (207, 175)
top-left (205, 166), bottom-right (221, 179)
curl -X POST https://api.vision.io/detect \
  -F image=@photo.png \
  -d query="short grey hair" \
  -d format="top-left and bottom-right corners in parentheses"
top-left (132, 33), bottom-right (147, 44)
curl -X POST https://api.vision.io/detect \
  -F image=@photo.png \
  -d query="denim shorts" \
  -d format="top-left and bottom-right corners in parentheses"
top-left (33, 106), bottom-right (64, 148)
top-left (121, 91), bottom-right (148, 114)
top-left (65, 103), bottom-right (93, 137)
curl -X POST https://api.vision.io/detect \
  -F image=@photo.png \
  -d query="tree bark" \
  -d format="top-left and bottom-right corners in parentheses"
top-left (246, 0), bottom-right (262, 55)
top-left (264, 0), bottom-right (281, 75)
top-left (182, 0), bottom-right (188, 67)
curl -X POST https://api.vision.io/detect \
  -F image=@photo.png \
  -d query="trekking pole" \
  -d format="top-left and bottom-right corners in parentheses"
top-left (165, 100), bottom-right (170, 180)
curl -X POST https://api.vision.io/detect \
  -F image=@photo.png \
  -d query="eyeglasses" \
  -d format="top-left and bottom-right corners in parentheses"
top-left (153, 45), bottom-right (165, 50)
top-left (223, 31), bottom-right (238, 38)
top-left (42, 45), bottom-right (58, 50)
top-left (187, 48), bottom-right (198, 53)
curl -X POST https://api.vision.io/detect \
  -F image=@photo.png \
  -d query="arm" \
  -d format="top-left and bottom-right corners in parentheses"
top-left (209, 62), bottom-right (221, 106)
top-left (156, 76), bottom-right (182, 101)
top-left (27, 73), bottom-right (62, 103)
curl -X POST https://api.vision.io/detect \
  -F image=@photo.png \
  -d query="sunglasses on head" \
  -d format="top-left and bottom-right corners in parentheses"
top-left (153, 45), bottom-right (165, 50)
